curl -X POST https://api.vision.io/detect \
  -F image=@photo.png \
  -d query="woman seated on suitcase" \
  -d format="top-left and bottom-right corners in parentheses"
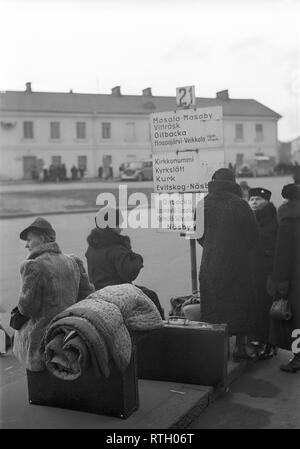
top-left (12, 217), bottom-right (95, 372)
top-left (85, 207), bottom-right (165, 319)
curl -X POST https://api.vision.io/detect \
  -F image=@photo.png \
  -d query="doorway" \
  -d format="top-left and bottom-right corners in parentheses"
top-left (23, 156), bottom-right (37, 179)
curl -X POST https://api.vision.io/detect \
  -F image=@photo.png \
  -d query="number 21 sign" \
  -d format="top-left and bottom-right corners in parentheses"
top-left (176, 85), bottom-right (196, 108)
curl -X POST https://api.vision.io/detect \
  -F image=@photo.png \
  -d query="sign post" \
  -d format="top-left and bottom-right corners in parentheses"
top-left (150, 85), bottom-right (224, 293)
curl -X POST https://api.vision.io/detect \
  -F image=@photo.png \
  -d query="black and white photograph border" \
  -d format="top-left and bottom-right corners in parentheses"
top-left (0, 0), bottom-right (300, 433)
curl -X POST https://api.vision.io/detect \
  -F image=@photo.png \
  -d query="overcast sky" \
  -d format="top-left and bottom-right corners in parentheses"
top-left (0, 0), bottom-right (299, 141)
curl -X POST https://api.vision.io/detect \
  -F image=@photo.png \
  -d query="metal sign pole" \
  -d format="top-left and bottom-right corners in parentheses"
top-left (189, 238), bottom-right (198, 292)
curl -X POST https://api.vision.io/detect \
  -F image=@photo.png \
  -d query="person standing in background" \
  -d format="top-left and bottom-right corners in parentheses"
top-left (248, 187), bottom-right (278, 359)
top-left (268, 182), bottom-right (300, 372)
top-left (198, 168), bottom-right (259, 361)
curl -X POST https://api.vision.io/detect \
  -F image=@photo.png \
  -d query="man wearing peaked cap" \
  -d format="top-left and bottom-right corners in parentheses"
top-left (248, 187), bottom-right (278, 359)
top-left (248, 187), bottom-right (272, 212)
top-left (249, 187), bottom-right (271, 201)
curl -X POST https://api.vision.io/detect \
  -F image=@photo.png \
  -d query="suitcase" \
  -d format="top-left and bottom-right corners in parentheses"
top-left (26, 347), bottom-right (139, 419)
top-left (136, 319), bottom-right (228, 387)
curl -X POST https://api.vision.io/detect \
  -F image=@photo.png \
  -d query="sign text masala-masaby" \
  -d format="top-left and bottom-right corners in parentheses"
top-left (150, 106), bottom-right (223, 152)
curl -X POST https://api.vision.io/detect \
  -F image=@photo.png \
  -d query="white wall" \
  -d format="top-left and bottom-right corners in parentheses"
top-left (0, 111), bottom-right (279, 179)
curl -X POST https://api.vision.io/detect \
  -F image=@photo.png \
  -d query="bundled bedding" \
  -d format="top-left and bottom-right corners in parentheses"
top-left (42, 284), bottom-right (163, 380)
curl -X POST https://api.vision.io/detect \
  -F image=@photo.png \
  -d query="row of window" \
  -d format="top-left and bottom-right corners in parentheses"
top-left (23, 121), bottom-right (118, 140)
top-left (22, 121), bottom-right (264, 142)
top-left (235, 123), bottom-right (263, 141)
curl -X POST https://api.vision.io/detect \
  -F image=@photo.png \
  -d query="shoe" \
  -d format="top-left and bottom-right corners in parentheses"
top-left (258, 344), bottom-right (277, 360)
top-left (280, 357), bottom-right (300, 373)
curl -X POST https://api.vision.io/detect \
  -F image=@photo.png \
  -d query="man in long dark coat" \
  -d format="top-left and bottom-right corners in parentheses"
top-left (269, 182), bottom-right (300, 372)
top-left (248, 187), bottom-right (278, 358)
top-left (198, 168), bottom-right (259, 361)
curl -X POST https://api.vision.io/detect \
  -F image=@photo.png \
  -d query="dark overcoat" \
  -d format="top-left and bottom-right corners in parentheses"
top-left (248, 202), bottom-right (278, 342)
top-left (269, 194), bottom-right (300, 350)
top-left (85, 228), bottom-right (165, 318)
top-left (198, 180), bottom-right (259, 336)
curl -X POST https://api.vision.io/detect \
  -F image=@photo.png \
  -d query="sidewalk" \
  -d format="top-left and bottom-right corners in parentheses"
top-left (0, 349), bottom-right (251, 429)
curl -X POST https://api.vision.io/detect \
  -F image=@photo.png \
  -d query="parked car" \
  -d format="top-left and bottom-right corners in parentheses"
top-left (120, 160), bottom-right (153, 181)
top-left (236, 165), bottom-right (254, 177)
top-left (252, 156), bottom-right (275, 177)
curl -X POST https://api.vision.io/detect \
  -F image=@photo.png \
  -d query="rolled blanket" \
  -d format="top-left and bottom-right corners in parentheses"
top-left (44, 329), bottom-right (90, 381)
top-left (87, 284), bottom-right (164, 332)
top-left (42, 300), bottom-right (131, 380)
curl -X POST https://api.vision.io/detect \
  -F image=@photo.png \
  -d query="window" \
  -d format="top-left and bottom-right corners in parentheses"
top-left (235, 124), bottom-right (244, 140)
top-left (76, 122), bottom-right (86, 139)
top-left (50, 122), bottom-right (60, 139)
top-left (23, 121), bottom-right (34, 139)
top-left (255, 124), bottom-right (263, 141)
top-left (125, 122), bottom-right (136, 141)
top-left (78, 155), bottom-right (87, 170)
top-left (102, 122), bottom-right (111, 139)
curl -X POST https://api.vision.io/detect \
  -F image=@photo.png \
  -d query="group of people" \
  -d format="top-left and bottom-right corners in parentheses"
top-left (6, 165), bottom-right (300, 375)
top-left (198, 167), bottom-right (300, 372)
top-left (10, 210), bottom-right (164, 370)
top-left (98, 165), bottom-right (113, 180)
top-left (40, 164), bottom-right (85, 182)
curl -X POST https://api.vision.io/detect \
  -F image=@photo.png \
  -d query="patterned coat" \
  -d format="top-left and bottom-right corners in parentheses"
top-left (198, 180), bottom-right (259, 336)
top-left (13, 242), bottom-right (94, 370)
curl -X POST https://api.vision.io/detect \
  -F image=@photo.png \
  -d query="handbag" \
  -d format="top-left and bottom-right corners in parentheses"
top-left (270, 298), bottom-right (292, 321)
top-left (10, 306), bottom-right (29, 330)
top-left (169, 291), bottom-right (201, 317)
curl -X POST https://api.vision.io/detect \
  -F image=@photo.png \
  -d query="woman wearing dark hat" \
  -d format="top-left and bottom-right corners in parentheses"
top-left (198, 168), bottom-right (259, 361)
top-left (13, 217), bottom-right (95, 371)
top-left (248, 187), bottom-right (278, 359)
top-left (85, 207), bottom-right (165, 318)
top-left (268, 182), bottom-right (300, 372)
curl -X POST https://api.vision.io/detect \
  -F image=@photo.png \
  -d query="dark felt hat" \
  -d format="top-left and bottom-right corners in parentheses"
top-left (281, 183), bottom-right (300, 201)
top-left (20, 217), bottom-right (56, 241)
top-left (248, 187), bottom-right (271, 201)
top-left (212, 168), bottom-right (236, 182)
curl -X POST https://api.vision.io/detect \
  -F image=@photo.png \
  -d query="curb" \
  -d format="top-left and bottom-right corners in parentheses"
top-left (0, 208), bottom-right (100, 220)
top-left (169, 359), bottom-right (254, 429)
top-left (0, 204), bottom-right (153, 220)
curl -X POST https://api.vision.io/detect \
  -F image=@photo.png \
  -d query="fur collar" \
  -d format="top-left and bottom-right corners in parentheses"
top-left (208, 180), bottom-right (243, 199)
top-left (27, 242), bottom-right (61, 260)
top-left (87, 227), bottom-right (131, 250)
top-left (254, 202), bottom-right (277, 226)
top-left (277, 200), bottom-right (300, 222)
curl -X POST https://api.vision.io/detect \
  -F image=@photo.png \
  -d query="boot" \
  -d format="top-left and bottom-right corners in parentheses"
top-left (258, 344), bottom-right (277, 360)
top-left (280, 354), bottom-right (300, 373)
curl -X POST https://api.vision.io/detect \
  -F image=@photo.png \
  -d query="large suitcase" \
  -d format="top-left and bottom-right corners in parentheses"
top-left (136, 319), bottom-right (228, 387)
top-left (26, 348), bottom-right (139, 419)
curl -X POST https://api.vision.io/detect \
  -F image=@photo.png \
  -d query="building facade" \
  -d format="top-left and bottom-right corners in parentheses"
top-left (291, 136), bottom-right (300, 164)
top-left (0, 83), bottom-right (281, 180)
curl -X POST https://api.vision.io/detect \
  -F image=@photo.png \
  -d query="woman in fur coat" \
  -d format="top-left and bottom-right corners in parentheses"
top-left (13, 217), bottom-right (95, 371)
top-left (198, 168), bottom-right (259, 361)
top-left (248, 187), bottom-right (278, 358)
top-left (269, 183), bottom-right (300, 372)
